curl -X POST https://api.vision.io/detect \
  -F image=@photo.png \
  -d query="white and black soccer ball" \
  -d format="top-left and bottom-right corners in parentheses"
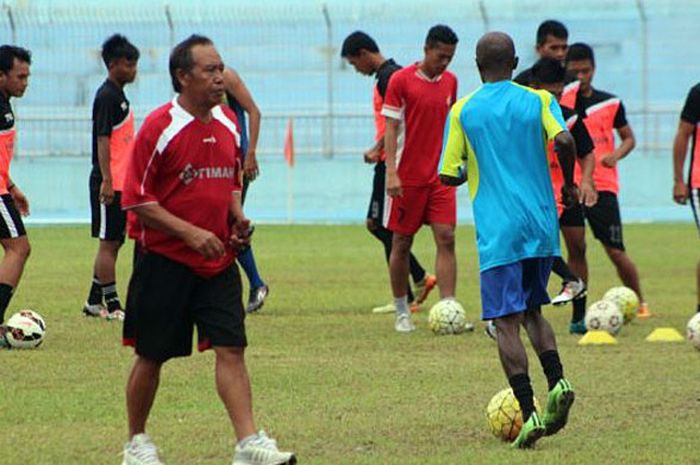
top-left (584, 300), bottom-right (623, 336)
top-left (428, 299), bottom-right (467, 335)
top-left (5, 309), bottom-right (46, 349)
top-left (686, 313), bottom-right (700, 351)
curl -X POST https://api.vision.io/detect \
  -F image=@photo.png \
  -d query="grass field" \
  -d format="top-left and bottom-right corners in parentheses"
top-left (0, 223), bottom-right (697, 465)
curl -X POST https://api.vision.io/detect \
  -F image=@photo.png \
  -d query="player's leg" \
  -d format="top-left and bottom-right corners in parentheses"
top-left (690, 188), bottom-right (700, 313)
top-left (384, 186), bottom-right (426, 331)
top-left (123, 252), bottom-right (196, 464)
top-left (427, 183), bottom-right (458, 299)
top-left (93, 239), bottom-right (122, 315)
top-left (586, 193), bottom-right (649, 317)
top-left (561, 221), bottom-right (589, 332)
top-left (520, 257), bottom-right (575, 437)
top-left (482, 262), bottom-right (544, 448)
top-left (238, 178), bottom-right (268, 314)
top-left (0, 194), bottom-right (30, 325)
top-left (196, 264), bottom-right (295, 464)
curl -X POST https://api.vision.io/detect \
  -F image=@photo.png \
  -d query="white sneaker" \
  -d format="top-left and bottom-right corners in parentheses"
top-left (551, 279), bottom-right (586, 306)
top-left (394, 313), bottom-right (415, 333)
top-left (371, 302), bottom-right (395, 314)
top-left (83, 301), bottom-right (109, 318)
top-left (122, 434), bottom-right (163, 465)
top-left (232, 431), bottom-right (296, 465)
top-left (484, 320), bottom-right (497, 340)
top-left (107, 309), bottom-right (126, 321)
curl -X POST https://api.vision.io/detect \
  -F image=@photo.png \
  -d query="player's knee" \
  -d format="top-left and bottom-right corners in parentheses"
top-left (567, 239), bottom-right (586, 259)
top-left (7, 238), bottom-right (31, 261)
top-left (435, 228), bottom-right (455, 249)
top-left (391, 235), bottom-right (413, 254)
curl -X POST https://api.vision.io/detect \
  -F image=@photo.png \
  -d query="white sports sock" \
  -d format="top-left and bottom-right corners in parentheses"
top-left (394, 295), bottom-right (409, 316)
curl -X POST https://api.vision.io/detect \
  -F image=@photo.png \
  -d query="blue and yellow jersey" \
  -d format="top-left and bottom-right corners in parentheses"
top-left (438, 80), bottom-right (567, 271)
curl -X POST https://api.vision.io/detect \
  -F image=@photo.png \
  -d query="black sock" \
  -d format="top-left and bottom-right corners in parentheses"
top-left (509, 373), bottom-right (535, 421)
top-left (572, 295), bottom-right (586, 322)
top-left (697, 304), bottom-right (700, 313)
top-left (552, 257), bottom-right (578, 282)
top-left (539, 350), bottom-right (564, 391)
top-left (101, 282), bottom-right (122, 312)
top-left (0, 283), bottom-right (14, 323)
top-left (87, 275), bottom-right (103, 305)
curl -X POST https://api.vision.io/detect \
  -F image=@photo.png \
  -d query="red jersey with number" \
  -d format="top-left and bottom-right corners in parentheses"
top-left (681, 83), bottom-right (700, 188)
top-left (381, 63), bottom-right (457, 186)
top-left (122, 98), bottom-right (243, 277)
top-left (0, 92), bottom-right (16, 195)
top-left (575, 89), bottom-right (629, 194)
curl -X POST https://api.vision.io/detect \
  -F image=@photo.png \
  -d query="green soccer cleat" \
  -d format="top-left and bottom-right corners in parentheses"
top-left (569, 320), bottom-right (587, 335)
top-left (510, 411), bottom-right (545, 449)
top-left (543, 379), bottom-right (576, 436)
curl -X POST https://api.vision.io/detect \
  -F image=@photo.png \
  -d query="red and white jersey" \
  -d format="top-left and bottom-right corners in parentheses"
top-left (381, 63), bottom-right (457, 186)
top-left (0, 92), bottom-right (16, 195)
top-left (575, 89), bottom-right (628, 194)
top-left (122, 98), bottom-right (243, 277)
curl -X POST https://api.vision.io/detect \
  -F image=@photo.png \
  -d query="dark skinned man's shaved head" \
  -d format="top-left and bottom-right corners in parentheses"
top-left (476, 32), bottom-right (517, 76)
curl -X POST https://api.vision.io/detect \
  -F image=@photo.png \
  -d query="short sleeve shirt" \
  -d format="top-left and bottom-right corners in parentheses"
top-left (122, 99), bottom-right (243, 277)
top-left (680, 83), bottom-right (700, 188)
top-left (0, 92), bottom-right (16, 194)
top-left (382, 64), bottom-right (458, 186)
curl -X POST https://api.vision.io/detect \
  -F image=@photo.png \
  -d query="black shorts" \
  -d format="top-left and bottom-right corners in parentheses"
top-left (366, 161), bottom-right (386, 224)
top-left (690, 188), bottom-right (700, 235)
top-left (559, 202), bottom-right (585, 228)
top-left (0, 194), bottom-right (26, 239)
top-left (123, 252), bottom-right (247, 362)
top-left (584, 191), bottom-right (625, 250)
top-left (90, 171), bottom-right (126, 242)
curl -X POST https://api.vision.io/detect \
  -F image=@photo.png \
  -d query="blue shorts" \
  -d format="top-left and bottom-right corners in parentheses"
top-left (480, 257), bottom-right (554, 320)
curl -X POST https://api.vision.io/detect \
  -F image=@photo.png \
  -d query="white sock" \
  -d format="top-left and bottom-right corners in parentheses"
top-left (394, 296), bottom-right (409, 316)
top-left (238, 433), bottom-right (258, 448)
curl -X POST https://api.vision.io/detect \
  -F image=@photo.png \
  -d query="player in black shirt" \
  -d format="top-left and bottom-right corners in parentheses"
top-left (0, 45), bottom-right (32, 348)
top-left (672, 83), bottom-right (700, 314)
top-left (531, 58), bottom-right (597, 333)
top-left (341, 31), bottom-right (436, 314)
top-left (84, 34), bottom-right (139, 321)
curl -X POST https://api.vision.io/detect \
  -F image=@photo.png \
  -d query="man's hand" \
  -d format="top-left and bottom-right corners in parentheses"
top-left (579, 180), bottom-right (598, 207)
top-left (386, 171), bottom-right (402, 197)
top-left (229, 217), bottom-right (252, 251)
top-left (99, 178), bottom-right (115, 205)
top-left (184, 226), bottom-right (226, 260)
top-left (601, 153), bottom-right (618, 168)
top-left (10, 186), bottom-right (29, 216)
top-left (561, 183), bottom-right (579, 209)
top-left (363, 147), bottom-right (381, 164)
top-left (673, 180), bottom-right (689, 205)
top-left (243, 151), bottom-right (259, 181)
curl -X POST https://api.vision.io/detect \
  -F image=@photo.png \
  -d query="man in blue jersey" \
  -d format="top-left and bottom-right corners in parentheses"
top-left (439, 32), bottom-right (576, 449)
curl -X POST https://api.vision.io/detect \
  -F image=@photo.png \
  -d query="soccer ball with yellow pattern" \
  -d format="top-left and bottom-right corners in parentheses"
top-left (602, 286), bottom-right (639, 324)
top-left (485, 388), bottom-right (541, 441)
top-left (428, 299), bottom-right (467, 335)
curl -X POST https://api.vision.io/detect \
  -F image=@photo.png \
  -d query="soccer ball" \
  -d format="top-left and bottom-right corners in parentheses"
top-left (602, 286), bottom-right (639, 324)
top-left (585, 300), bottom-right (623, 336)
top-left (4, 309), bottom-right (46, 349)
top-left (485, 388), bottom-right (541, 442)
top-left (428, 299), bottom-right (467, 335)
top-left (687, 313), bottom-right (700, 351)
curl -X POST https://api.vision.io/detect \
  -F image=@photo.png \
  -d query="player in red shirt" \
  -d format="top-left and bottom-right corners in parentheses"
top-left (340, 30), bottom-right (436, 314)
top-left (382, 25), bottom-right (469, 332)
top-left (0, 46), bottom-right (32, 349)
top-left (672, 83), bottom-right (700, 315)
top-left (120, 35), bottom-right (295, 465)
top-left (566, 43), bottom-right (650, 318)
top-left (83, 34), bottom-right (139, 322)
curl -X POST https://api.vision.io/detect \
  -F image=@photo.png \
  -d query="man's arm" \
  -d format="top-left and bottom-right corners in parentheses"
top-left (672, 120), bottom-right (695, 204)
top-left (228, 191), bottom-right (251, 250)
top-left (131, 203), bottom-right (225, 260)
top-left (577, 152), bottom-right (597, 207)
top-left (223, 68), bottom-right (261, 180)
top-left (554, 131), bottom-right (578, 208)
top-left (363, 138), bottom-right (384, 164)
top-left (600, 124), bottom-right (635, 168)
top-left (384, 118), bottom-right (402, 197)
top-left (97, 135), bottom-right (114, 204)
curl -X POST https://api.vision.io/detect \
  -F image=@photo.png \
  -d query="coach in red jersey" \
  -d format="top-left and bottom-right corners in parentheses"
top-left (120, 35), bottom-right (295, 465)
top-left (382, 25), bottom-right (470, 333)
top-left (0, 45), bottom-right (31, 348)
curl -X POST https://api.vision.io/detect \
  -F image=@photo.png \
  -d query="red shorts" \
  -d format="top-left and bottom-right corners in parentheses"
top-left (383, 183), bottom-right (456, 236)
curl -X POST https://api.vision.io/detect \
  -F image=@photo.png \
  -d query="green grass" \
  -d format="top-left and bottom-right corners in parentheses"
top-left (0, 224), bottom-right (698, 465)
